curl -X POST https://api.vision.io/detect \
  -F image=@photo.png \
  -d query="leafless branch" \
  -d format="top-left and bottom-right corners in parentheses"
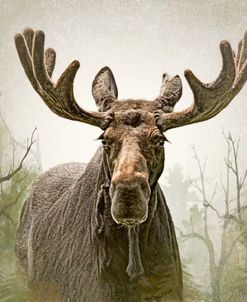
top-left (220, 174), bottom-right (229, 215)
top-left (1, 115), bottom-right (41, 165)
top-left (191, 146), bottom-right (221, 219)
top-left (224, 158), bottom-right (237, 175)
top-left (179, 229), bottom-right (211, 251)
top-left (205, 201), bottom-right (222, 219)
top-left (0, 128), bottom-right (36, 184)
top-left (209, 183), bottom-right (217, 203)
top-left (190, 181), bottom-right (204, 195)
top-left (0, 180), bottom-right (27, 216)
top-left (227, 133), bottom-right (244, 223)
top-left (240, 169), bottom-right (247, 190)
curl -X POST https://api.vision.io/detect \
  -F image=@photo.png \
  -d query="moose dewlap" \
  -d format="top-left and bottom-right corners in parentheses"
top-left (15, 28), bottom-right (247, 302)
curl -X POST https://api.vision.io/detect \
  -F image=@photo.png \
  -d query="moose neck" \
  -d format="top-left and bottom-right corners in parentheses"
top-left (94, 147), bottom-right (160, 280)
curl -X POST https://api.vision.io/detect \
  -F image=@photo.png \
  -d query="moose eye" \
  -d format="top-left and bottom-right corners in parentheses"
top-left (156, 134), bottom-right (169, 147)
top-left (152, 134), bottom-right (166, 147)
top-left (158, 139), bottom-right (165, 147)
top-left (101, 140), bottom-right (107, 146)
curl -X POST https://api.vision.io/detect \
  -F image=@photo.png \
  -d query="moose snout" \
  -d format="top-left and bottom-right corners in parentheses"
top-left (110, 174), bottom-right (151, 225)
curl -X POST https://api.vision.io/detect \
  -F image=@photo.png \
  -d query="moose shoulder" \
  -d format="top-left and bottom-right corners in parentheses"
top-left (15, 28), bottom-right (247, 302)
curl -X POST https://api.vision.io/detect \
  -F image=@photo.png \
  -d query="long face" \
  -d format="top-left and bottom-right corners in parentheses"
top-left (100, 107), bottom-right (166, 226)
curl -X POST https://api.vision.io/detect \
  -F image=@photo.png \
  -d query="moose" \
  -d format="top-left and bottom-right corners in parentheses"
top-left (15, 28), bottom-right (247, 302)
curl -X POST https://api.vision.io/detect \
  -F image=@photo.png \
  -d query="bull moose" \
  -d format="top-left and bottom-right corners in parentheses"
top-left (14, 28), bottom-right (247, 302)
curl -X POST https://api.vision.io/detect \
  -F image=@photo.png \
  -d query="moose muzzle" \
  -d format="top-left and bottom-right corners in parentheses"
top-left (110, 141), bottom-right (151, 225)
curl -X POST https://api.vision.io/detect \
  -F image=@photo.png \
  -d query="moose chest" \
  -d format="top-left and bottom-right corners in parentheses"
top-left (98, 210), bottom-right (182, 302)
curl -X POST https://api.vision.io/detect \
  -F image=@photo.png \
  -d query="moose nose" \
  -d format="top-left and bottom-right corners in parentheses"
top-left (110, 173), bottom-right (151, 200)
top-left (110, 175), bottom-right (150, 225)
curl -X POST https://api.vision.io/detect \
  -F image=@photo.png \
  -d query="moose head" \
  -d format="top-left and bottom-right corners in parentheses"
top-left (15, 29), bottom-right (247, 226)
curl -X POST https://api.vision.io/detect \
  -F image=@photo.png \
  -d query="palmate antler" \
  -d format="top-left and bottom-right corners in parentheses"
top-left (16, 28), bottom-right (247, 132)
top-left (156, 32), bottom-right (247, 131)
top-left (15, 28), bottom-right (110, 129)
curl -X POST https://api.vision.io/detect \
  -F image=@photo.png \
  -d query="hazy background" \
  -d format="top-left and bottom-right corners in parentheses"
top-left (0, 0), bottom-right (247, 218)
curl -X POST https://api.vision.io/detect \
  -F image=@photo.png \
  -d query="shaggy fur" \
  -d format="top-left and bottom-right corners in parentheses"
top-left (16, 148), bottom-right (183, 302)
top-left (14, 29), bottom-right (185, 301)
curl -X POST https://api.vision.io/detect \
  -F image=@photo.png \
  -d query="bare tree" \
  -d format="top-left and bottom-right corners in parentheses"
top-left (0, 127), bottom-right (36, 184)
top-left (179, 135), bottom-right (247, 302)
top-left (0, 117), bottom-right (36, 227)
top-left (224, 134), bottom-right (247, 251)
top-left (1, 117), bottom-right (42, 171)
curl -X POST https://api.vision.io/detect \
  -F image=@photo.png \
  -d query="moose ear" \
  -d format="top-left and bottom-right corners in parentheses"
top-left (156, 73), bottom-right (183, 112)
top-left (92, 67), bottom-right (118, 112)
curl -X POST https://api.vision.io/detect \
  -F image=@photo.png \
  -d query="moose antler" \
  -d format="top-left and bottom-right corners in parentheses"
top-left (15, 28), bottom-right (110, 129)
top-left (156, 32), bottom-right (247, 131)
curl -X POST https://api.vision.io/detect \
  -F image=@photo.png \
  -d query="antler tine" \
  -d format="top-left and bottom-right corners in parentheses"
top-left (32, 31), bottom-right (52, 89)
top-left (15, 32), bottom-right (40, 92)
top-left (234, 31), bottom-right (247, 91)
top-left (45, 48), bottom-right (56, 77)
top-left (235, 40), bottom-right (242, 68)
top-left (17, 28), bottom-right (56, 85)
top-left (185, 41), bottom-right (235, 108)
top-left (15, 28), bottom-right (109, 129)
top-left (156, 32), bottom-right (247, 131)
top-left (23, 28), bottom-right (34, 54)
top-left (238, 31), bottom-right (247, 70)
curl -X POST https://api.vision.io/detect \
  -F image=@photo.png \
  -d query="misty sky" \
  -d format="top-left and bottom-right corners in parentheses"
top-left (1, 0), bottom-right (247, 196)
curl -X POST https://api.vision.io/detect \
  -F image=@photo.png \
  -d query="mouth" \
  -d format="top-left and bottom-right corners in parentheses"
top-left (115, 215), bottom-right (148, 226)
top-left (110, 190), bottom-right (149, 226)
